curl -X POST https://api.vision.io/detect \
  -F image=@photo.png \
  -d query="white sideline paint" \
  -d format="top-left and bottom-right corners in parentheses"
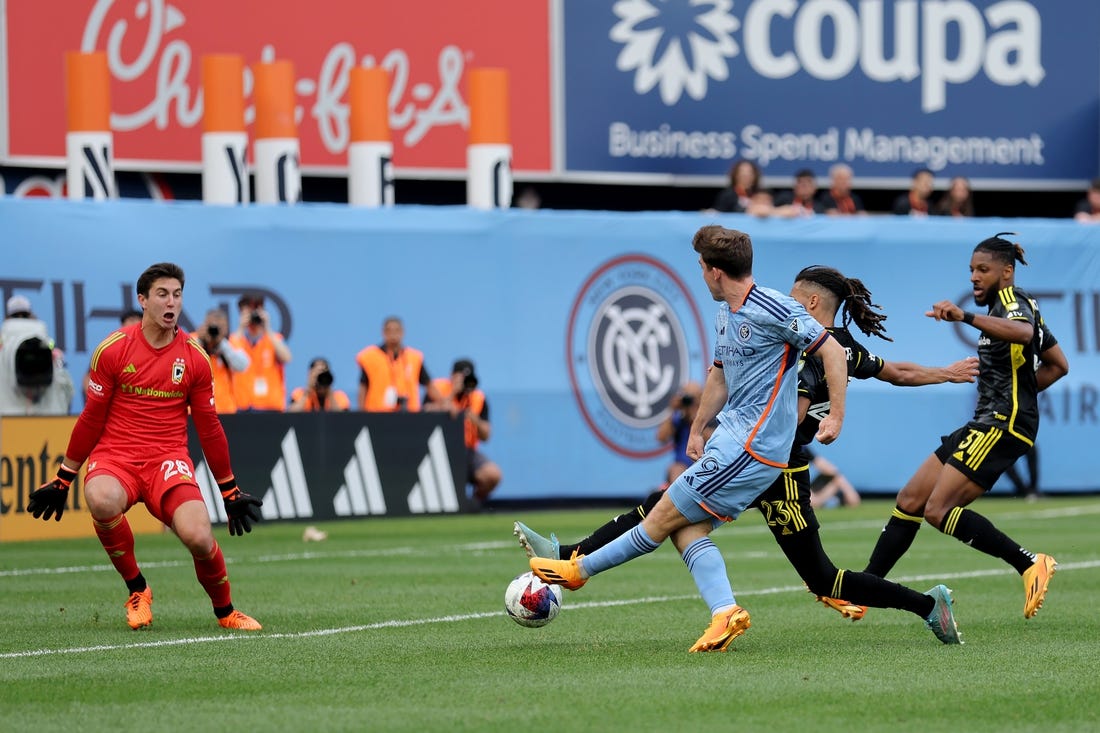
top-left (2, 561), bottom-right (1097, 660)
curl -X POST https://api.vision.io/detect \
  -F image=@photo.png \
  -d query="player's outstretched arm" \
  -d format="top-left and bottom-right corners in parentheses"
top-left (876, 356), bottom-right (979, 386)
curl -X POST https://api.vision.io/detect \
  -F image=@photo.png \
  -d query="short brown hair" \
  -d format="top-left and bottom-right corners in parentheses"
top-left (692, 225), bottom-right (753, 278)
top-left (136, 263), bottom-right (185, 297)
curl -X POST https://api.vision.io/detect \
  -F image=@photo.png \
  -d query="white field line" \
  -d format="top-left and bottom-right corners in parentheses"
top-left (1, 559), bottom-right (1098, 661)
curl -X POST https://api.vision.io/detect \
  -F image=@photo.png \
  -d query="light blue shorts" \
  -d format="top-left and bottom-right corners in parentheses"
top-left (665, 426), bottom-right (782, 526)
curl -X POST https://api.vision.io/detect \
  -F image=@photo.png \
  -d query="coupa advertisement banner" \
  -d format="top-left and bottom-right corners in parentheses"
top-left (0, 0), bottom-right (552, 173)
top-left (563, 0), bottom-right (1100, 185)
top-left (2, 198), bottom-right (1099, 498)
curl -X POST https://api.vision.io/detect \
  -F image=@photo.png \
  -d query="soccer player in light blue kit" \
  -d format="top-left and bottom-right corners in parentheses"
top-left (530, 225), bottom-right (851, 652)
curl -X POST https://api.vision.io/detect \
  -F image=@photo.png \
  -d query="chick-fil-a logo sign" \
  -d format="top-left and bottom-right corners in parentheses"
top-left (3, 0), bottom-right (551, 171)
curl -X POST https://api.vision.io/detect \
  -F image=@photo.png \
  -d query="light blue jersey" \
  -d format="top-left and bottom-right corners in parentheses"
top-left (666, 283), bottom-right (829, 523)
top-left (712, 283), bottom-right (829, 465)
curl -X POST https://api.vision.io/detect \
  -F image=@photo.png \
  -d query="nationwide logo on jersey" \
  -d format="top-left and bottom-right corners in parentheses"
top-left (171, 358), bottom-right (186, 384)
top-left (567, 254), bottom-right (706, 458)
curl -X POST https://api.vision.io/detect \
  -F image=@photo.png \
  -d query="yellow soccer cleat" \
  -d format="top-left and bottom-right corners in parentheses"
top-left (529, 553), bottom-right (587, 591)
top-left (218, 609), bottom-right (263, 631)
top-left (124, 587), bottom-right (153, 630)
top-left (1022, 553), bottom-right (1057, 619)
top-left (688, 605), bottom-right (751, 652)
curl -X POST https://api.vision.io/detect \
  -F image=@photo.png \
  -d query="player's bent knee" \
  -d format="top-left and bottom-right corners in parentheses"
top-left (83, 479), bottom-right (129, 519)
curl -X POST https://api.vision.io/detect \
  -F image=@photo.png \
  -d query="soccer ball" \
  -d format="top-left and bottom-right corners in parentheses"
top-left (504, 571), bottom-right (563, 628)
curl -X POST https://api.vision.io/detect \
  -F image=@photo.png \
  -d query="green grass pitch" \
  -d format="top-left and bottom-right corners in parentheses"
top-left (2, 496), bottom-right (1098, 732)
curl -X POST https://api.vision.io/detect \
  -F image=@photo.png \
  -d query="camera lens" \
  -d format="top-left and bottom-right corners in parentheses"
top-left (680, 394), bottom-right (694, 407)
top-left (463, 374), bottom-right (478, 391)
top-left (316, 370), bottom-right (334, 387)
top-left (207, 325), bottom-right (220, 338)
top-left (249, 312), bottom-right (263, 326)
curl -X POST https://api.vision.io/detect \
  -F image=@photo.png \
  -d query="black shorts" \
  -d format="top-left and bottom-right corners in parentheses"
top-left (934, 421), bottom-right (1032, 492)
top-left (749, 464), bottom-right (820, 538)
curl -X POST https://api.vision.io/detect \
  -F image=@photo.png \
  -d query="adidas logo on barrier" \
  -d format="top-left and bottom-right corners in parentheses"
top-left (333, 427), bottom-right (388, 516)
top-left (407, 426), bottom-right (460, 513)
top-left (196, 427), bottom-right (314, 522)
top-left (334, 425), bottom-right (461, 515)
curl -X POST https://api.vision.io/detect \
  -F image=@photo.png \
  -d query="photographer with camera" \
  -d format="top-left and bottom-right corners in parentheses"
top-left (656, 380), bottom-right (703, 485)
top-left (230, 293), bottom-right (292, 412)
top-left (196, 308), bottom-right (250, 414)
top-left (289, 357), bottom-right (351, 412)
top-left (426, 358), bottom-right (501, 504)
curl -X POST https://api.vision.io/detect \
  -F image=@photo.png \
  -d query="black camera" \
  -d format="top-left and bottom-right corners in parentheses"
top-left (316, 370), bottom-right (334, 387)
top-left (462, 373), bottom-right (478, 391)
top-left (206, 324), bottom-right (220, 339)
top-left (679, 393), bottom-right (694, 407)
top-left (249, 312), bottom-right (264, 326)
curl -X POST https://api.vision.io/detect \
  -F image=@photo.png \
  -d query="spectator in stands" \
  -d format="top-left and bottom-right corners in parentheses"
top-left (289, 357), bottom-right (351, 412)
top-left (712, 159), bottom-right (773, 215)
top-left (356, 316), bottom-right (441, 412)
top-left (1073, 178), bottom-right (1100, 222)
top-left (230, 293), bottom-right (291, 412)
top-left (892, 168), bottom-right (935, 216)
top-left (196, 308), bottom-right (250, 414)
top-left (818, 163), bottom-right (865, 216)
top-left (0, 295), bottom-right (75, 415)
top-left (772, 169), bottom-right (825, 218)
top-left (935, 176), bottom-right (975, 217)
top-left (426, 358), bottom-right (501, 502)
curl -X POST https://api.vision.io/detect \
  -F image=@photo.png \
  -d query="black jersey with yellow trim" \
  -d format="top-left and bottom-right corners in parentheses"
top-left (973, 286), bottom-right (1052, 443)
top-left (787, 326), bottom-right (886, 467)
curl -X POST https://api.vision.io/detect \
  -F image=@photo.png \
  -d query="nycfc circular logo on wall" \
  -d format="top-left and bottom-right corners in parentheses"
top-left (567, 254), bottom-right (706, 458)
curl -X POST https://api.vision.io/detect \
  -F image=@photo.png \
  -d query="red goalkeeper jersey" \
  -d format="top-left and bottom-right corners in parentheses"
top-left (67, 323), bottom-right (233, 480)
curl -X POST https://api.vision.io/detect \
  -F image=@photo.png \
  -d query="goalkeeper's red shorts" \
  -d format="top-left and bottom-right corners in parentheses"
top-left (86, 451), bottom-right (203, 524)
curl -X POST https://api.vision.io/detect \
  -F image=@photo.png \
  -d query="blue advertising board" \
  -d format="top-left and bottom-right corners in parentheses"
top-left (2, 198), bottom-right (1098, 500)
top-left (563, 0), bottom-right (1100, 185)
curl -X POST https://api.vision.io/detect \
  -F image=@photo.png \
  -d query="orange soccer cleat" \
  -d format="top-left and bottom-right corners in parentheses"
top-left (689, 605), bottom-right (752, 652)
top-left (124, 587), bottom-right (153, 630)
top-left (218, 609), bottom-right (263, 631)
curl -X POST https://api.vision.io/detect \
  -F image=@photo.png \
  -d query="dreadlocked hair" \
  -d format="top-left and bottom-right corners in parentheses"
top-left (974, 232), bottom-right (1027, 266)
top-left (795, 265), bottom-right (893, 342)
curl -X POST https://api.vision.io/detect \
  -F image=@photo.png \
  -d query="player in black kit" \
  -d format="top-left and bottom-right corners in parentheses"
top-left (855, 233), bottom-right (1069, 619)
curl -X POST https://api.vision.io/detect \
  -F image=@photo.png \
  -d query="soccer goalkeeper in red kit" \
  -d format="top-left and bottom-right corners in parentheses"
top-left (28, 262), bottom-right (264, 631)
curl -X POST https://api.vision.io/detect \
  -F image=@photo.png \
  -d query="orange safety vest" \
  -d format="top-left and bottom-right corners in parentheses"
top-left (228, 332), bottom-right (287, 411)
top-left (356, 344), bottom-right (425, 412)
top-left (290, 386), bottom-right (351, 412)
top-left (209, 352), bottom-right (238, 414)
top-left (432, 377), bottom-right (486, 449)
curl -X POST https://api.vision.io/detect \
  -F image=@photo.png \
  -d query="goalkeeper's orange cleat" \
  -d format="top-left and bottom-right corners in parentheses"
top-left (689, 605), bottom-right (751, 652)
top-left (529, 553), bottom-right (587, 590)
top-left (124, 587), bottom-right (153, 630)
top-left (218, 609), bottom-right (263, 631)
top-left (815, 594), bottom-right (867, 621)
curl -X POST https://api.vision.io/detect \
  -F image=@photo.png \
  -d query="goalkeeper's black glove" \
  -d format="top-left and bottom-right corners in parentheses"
top-left (219, 478), bottom-right (262, 536)
top-left (28, 466), bottom-right (78, 522)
